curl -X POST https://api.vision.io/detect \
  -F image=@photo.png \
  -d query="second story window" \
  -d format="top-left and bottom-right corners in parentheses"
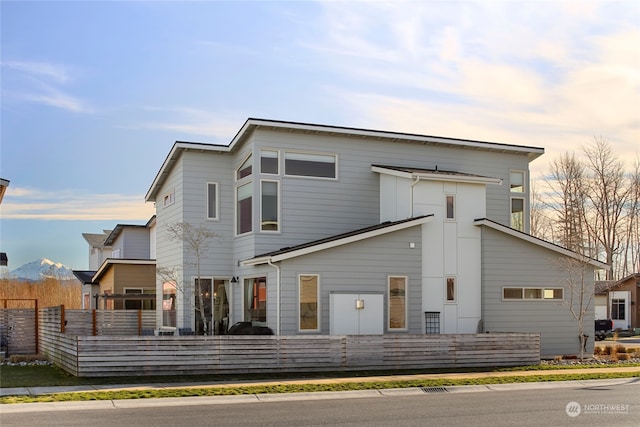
top-left (260, 150), bottom-right (279, 175)
top-left (510, 171), bottom-right (525, 193)
top-left (511, 198), bottom-right (524, 231)
top-left (446, 195), bottom-right (455, 220)
top-left (237, 182), bottom-right (252, 235)
top-left (237, 153), bottom-right (253, 180)
top-left (206, 182), bottom-right (218, 220)
top-left (284, 152), bottom-right (336, 179)
top-left (261, 180), bottom-right (279, 232)
top-left (163, 189), bottom-right (175, 207)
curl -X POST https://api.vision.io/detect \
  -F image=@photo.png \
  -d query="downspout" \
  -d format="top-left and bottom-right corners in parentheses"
top-left (410, 176), bottom-right (421, 217)
top-left (267, 259), bottom-right (281, 336)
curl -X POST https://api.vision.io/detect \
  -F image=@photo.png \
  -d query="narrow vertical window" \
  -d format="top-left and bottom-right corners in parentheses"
top-left (237, 183), bottom-right (252, 234)
top-left (446, 195), bottom-right (455, 219)
top-left (446, 277), bottom-right (456, 302)
top-left (207, 182), bottom-right (218, 220)
top-left (299, 275), bottom-right (319, 331)
top-left (237, 154), bottom-right (253, 180)
top-left (388, 276), bottom-right (407, 330)
top-left (510, 171), bottom-right (525, 193)
top-left (260, 150), bottom-right (279, 174)
top-left (261, 181), bottom-right (279, 231)
top-left (511, 198), bottom-right (524, 231)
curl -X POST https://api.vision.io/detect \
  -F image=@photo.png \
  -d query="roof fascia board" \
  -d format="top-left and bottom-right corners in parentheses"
top-left (234, 119), bottom-right (545, 159)
top-left (371, 166), bottom-right (502, 185)
top-left (474, 219), bottom-right (609, 270)
top-left (243, 216), bottom-right (431, 266)
top-left (92, 258), bottom-right (156, 282)
top-left (146, 142), bottom-right (231, 202)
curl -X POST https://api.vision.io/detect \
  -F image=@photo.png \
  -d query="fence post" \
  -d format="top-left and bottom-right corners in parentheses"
top-left (34, 300), bottom-right (39, 355)
top-left (92, 309), bottom-right (97, 336)
top-left (60, 305), bottom-right (65, 333)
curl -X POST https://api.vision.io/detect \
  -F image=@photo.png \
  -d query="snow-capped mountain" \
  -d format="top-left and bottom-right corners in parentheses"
top-left (9, 258), bottom-right (75, 281)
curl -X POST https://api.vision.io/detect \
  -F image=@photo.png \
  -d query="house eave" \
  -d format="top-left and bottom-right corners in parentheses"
top-left (242, 216), bottom-right (432, 266)
top-left (474, 218), bottom-right (610, 270)
top-left (92, 258), bottom-right (156, 282)
top-left (371, 165), bottom-right (503, 185)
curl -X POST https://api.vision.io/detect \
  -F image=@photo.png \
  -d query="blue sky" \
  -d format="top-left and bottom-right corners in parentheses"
top-left (1, 1), bottom-right (638, 270)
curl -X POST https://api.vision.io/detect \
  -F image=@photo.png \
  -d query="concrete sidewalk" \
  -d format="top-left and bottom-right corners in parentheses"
top-left (2, 366), bottom-right (639, 397)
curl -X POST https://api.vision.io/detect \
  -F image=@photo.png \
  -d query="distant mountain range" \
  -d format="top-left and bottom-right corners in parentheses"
top-left (4, 258), bottom-right (76, 281)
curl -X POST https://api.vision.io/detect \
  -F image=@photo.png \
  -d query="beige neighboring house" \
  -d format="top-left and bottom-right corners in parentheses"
top-left (595, 274), bottom-right (640, 330)
top-left (75, 217), bottom-right (156, 310)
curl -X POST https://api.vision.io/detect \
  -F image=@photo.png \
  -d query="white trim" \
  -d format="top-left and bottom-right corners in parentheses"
top-left (474, 219), bottom-right (610, 270)
top-left (260, 179), bottom-right (280, 233)
top-left (206, 182), bottom-right (220, 221)
top-left (243, 216), bottom-right (432, 266)
top-left (371, 165), bottom-right (503, 185)
top-left (298, 273), bottom-right (320, 332)
top-left (260, 149), bottom-right (280, 175)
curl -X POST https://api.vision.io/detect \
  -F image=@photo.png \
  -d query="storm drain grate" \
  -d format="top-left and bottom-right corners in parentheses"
top-left (421, 387), bottom-right (449, 393)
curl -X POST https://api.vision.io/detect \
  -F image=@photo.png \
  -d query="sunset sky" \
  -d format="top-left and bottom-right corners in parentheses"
top-left (1, 1), bottom-right (638, 270)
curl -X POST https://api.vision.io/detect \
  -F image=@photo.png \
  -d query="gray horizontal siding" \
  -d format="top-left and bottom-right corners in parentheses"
top-left (480, 226), bottom-right (596, 357)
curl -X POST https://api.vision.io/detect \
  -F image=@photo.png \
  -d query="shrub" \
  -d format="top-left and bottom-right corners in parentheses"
top-left (615, 344), bottom-right (627, 354)
top-left (601, 346), bottom-right (612, 356)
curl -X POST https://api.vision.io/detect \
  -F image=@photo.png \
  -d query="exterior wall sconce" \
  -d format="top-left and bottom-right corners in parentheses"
top-left (355, 299), bottom-right (365, 310)
top-left (230, 276), bottom-right (239, 284)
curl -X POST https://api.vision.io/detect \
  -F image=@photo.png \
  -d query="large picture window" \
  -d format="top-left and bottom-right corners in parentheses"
top-left (261, 180), bottom-right (279, 232)
top-left (299, 275), bottom-right (319, 331)
top-left (244, 277), bottom-right (267, 323)
top-left (284, 152), bottom-right (336, 178)
top-left (388, 276), bottom-right (407, 330)
top-left (236, 182), bottom-right (252, 234)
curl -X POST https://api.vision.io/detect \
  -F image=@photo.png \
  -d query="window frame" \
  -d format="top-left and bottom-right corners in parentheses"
top-left (260, 179), bottom-right (280, 233)
top-left (260, 149), bottom-right (280, 175)
top-left (206, 182), bottom-right (219, 221)
top-left (284, 150), bottom-right (338, 180)
top-left (243, 276), bottom-right (267, 324)
top-left (388, 275), bottom-right (408, 331)
top-left (445, 195), bottom-right (455, 220)
top-left (298, 274), bottom-right (320, 332)
top-left (163, 189), bottom-right (175, 207)
top-left (236, 152), bottom-right (253, 181)
top-left (510, 170), bottom-right (526, 194)
top-left (510, 197), bottom-right (525, 231)
top-left (445, 277), bottom-right (456, 303)
top-left (611, 298), bottom-right (625, 320)
top-left (502, 287), bottom-right (564, 301)
top-left (236, 181), bottom-right (253, 236)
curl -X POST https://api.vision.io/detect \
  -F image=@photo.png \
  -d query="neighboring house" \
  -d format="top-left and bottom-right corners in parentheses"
top-left (595, 274), bottom-right (639, 330)
top-left (76, 217), bottom-right (156, 310)
top-left (0, 178), bottom-right (9, 205)
top-left (145, 118), bottom-right (607, 356)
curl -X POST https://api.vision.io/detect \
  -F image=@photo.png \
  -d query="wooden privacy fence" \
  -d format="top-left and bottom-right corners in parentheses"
top-left (40, 306), bottom-right (156, 337)
top-left (0, 308), bottom-right (38, 356)
top-left (38, 306), bottom-right (540, 377)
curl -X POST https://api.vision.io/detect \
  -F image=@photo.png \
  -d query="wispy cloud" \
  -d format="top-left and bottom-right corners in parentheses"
top-left (307, 1), bottom-right (640, 175)
top-left (122, 106), bottom-right (243, 141)
top-left (1, 60), bottom-right (92, 113)
top-left (0, 187), bottom-right (154, 221)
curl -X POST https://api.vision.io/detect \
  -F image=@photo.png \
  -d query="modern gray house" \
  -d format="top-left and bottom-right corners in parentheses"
top-left (145, 118), bottom-right (608, 356)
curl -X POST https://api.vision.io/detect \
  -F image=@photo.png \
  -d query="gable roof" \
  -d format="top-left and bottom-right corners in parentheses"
top-left (242, 215), bottom-right (432, 266)
top-left (372, 165), bottom-right (503, 185)
top-left (146, 118), bottom-right (544, 202)
top-left (474, 218), bottom-right (609, 270)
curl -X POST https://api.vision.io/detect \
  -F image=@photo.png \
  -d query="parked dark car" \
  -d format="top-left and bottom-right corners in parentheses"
top-left (226, 321), bottom-right (274, 335)
top-left (594, 319), bottom-right (613, 341)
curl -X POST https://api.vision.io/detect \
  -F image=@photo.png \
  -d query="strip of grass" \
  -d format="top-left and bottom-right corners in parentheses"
top-left (1, 370), bottom-right (638, 404)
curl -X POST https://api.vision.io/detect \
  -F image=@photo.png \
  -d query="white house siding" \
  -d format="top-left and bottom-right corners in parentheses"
top-left (154, 154), bottom-right (185, 328)
top-left (265, 226), bottom-right (423, 335)
top-left (480, 226), bottom-right (596, 357)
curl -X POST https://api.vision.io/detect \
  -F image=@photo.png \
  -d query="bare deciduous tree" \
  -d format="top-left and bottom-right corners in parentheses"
top-left (157, 222), bottom-right (218, 334)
